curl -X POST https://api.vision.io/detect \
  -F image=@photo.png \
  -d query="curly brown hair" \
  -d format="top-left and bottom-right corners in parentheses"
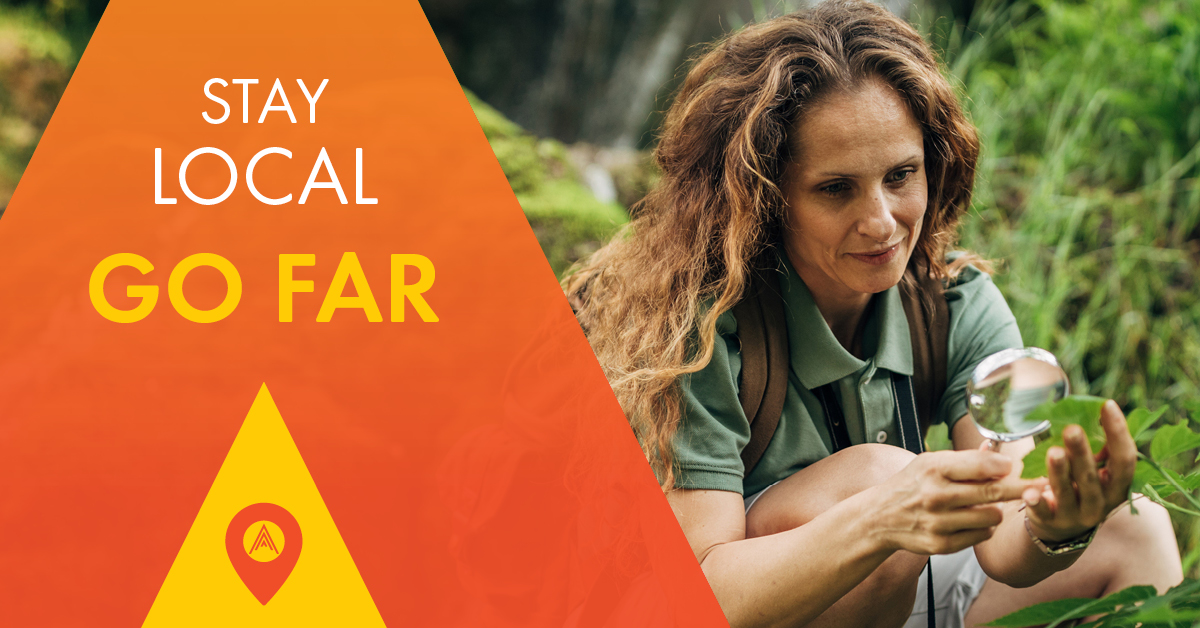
top-left (565, 0), bottom-right (984, 491)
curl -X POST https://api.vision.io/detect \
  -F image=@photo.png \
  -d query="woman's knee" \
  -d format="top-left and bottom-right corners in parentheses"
top-left (1086, 498), bottom-right (1182, 592)
top-left (1101, 498), bottom-right (1177, 551)
top-left (746, 444), bottom-right (915, 537)
top-left (828, 444), bottom-right (917, 501)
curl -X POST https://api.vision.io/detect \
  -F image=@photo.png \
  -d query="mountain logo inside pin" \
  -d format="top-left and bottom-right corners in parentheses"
top-left (225, 503), bottom-right (302, 604)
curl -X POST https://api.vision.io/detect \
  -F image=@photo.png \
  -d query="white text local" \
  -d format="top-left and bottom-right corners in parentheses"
top-left (154, 146), bottom-right (377, 206)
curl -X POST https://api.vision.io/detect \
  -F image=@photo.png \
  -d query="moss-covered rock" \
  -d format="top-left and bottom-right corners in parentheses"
top-left (465, 88), bottom-right (628, 276)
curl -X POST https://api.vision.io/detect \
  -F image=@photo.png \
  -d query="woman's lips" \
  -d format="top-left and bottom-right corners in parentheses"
top-left (848, 243), bottom-right (900, 266)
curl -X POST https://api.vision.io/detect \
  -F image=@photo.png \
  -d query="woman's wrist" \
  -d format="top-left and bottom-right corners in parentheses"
top-left (1025, 515), bottom-right (1097, 556)
top-left (1025, 516), bottom-right (1097, 547)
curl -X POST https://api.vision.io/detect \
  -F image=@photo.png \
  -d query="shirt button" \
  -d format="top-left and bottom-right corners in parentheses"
top-left (876, 431), bottom-right (888, 443)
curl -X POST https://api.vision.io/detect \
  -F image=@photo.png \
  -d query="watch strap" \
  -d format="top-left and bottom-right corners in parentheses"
top-left (1025, 516), bottom-right (1097, 556)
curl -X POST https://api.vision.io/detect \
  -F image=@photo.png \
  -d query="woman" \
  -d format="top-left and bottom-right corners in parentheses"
top-left (566, 1), bottom-right (1182, 627)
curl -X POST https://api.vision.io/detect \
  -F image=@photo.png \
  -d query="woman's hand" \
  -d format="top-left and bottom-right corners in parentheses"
top-left (871, 449), bottom-right (1045, 555)
top-left (1022, 400), bottom-right (1137, 543)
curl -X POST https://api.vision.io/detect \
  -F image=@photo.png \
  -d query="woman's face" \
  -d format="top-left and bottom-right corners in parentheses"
top-left (781, 77), bottom-right (927, 303)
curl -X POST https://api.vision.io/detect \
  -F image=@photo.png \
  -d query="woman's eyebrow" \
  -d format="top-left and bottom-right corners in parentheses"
top-left (811, 154), bottom-right (924, 179)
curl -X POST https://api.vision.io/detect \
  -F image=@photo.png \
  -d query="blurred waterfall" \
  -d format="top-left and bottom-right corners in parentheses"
top-left (422, 0), bottom-right (916, 148)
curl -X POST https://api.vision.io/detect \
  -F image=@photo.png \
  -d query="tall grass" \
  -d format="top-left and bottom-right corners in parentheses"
top-left (923, 0), bottom-right (1200, 413)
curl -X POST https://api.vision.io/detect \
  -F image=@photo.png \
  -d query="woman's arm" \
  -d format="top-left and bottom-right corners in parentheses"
top-left (669, 449), bottom-right (1038, 628)
top-left (954, 401), bottom-right (1137, 588)
top-left (670, 487), bottom-right (892, 628)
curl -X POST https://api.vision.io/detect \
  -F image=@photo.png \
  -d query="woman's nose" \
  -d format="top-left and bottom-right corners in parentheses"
top-left (856, 188), bottom-right (897, 241)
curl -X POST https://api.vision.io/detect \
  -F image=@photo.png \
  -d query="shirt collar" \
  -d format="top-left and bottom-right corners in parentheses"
top-left (777, 253), bottom-right (913, 389)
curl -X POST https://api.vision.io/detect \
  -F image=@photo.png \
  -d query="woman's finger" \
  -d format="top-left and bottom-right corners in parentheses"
top-left (1064, 426), bottom-right (1105, 524)
top-left (1027, 482), bottom-right (1056, 521)
top-left (1024, 484), bottom-right (1056, 523)
top-left (1099, 399), bottom-right (1137, 507)
top-left (1047, 446), bottom-right (1080, 520)
top-left (933, 450), bottom-right (1013, 482)
top-left (925, 504), bottom-right (1005, 534)
top-left (933, 477), bottom-right (1042, 509)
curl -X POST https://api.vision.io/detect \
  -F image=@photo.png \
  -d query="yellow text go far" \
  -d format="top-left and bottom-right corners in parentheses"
top-left (88, 252), bottom-right (439, 324)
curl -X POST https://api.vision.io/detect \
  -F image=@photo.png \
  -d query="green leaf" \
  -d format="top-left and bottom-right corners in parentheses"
top-left (1116, 605), bottom-right (1200, 624)
top-left (1022, 437), bottom-right (1053, 479)
top-left (1132, 459), bottom-right (1169, 495)
top-left (1149, 422), bottom-right (1200, 463)
top-left (1078, 585), bottom-right (1158, 614)
top-left (982, 586), bottom-right (1156, 627)
top-left (1020, 396), bottom-right (1108, 479)
top-left (1027, 395), bottom-right (1109, 440)
top-left (982, 597), bottom-right (1097, 626)
top-left (1125, 406), bottom-right (1166, 445)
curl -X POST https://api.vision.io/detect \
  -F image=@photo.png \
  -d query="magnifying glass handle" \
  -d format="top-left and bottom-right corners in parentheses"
top-left (987, 439), bottom-right (1003, 452)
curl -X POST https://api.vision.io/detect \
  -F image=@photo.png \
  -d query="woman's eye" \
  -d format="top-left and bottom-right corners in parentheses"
top-left (820, 181), bottom-right (849, 195)
top-left (888, 169), bottom-right (914, 183)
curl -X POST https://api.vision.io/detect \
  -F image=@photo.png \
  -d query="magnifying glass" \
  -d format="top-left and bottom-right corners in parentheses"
top-left (967, 347), bottom-right (1069, 451)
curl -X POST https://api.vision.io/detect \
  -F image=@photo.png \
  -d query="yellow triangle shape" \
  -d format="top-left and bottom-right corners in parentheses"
top-left (141, 384), bottom-right (387, 627)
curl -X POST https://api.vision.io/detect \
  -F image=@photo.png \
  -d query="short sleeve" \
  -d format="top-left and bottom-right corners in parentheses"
top-left (673, 310), bottom-right (750, 494)
top-left (936, 264), bottom-right (1024, 431)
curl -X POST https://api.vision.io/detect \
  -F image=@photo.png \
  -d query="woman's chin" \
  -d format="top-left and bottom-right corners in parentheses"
top-left (837, 259), bottom-right (907, 294)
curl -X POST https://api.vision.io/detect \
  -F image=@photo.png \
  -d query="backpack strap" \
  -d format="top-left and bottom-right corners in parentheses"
top-left (732, 268), bottom-right (789, 476)
top-left (898, 266), bottom-right (950, 432)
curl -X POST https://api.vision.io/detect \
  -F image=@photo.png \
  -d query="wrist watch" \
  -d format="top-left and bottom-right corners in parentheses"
top-left (1024, 515), bottom-right (1097, 556)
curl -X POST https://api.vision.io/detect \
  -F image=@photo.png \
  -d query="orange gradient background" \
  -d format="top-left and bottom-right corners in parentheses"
top-left (0, 0), bottom-right (725, 625)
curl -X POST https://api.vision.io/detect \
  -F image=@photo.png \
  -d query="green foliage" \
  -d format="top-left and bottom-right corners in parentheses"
top-left (464, 89), bottom-right (628, 275)
top-left (1126, 406), bottom-right (1167, 444)
top-left (924, 0), bottom-right (1200, 415)
top-left (985, 580), bottom-right (1200, 627)
top-left (0, 7), bottom-right (73, 64)
top-left (983, 584), bottom-right (1158, 627)
top-left (1134, 461), bottom-right (1200, 501)
top-left (1151, 423), bottom-right (1200, 465)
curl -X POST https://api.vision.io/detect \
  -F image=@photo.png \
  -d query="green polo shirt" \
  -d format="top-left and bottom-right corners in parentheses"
top-left (675, 255), bottom-right (1023, 496)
